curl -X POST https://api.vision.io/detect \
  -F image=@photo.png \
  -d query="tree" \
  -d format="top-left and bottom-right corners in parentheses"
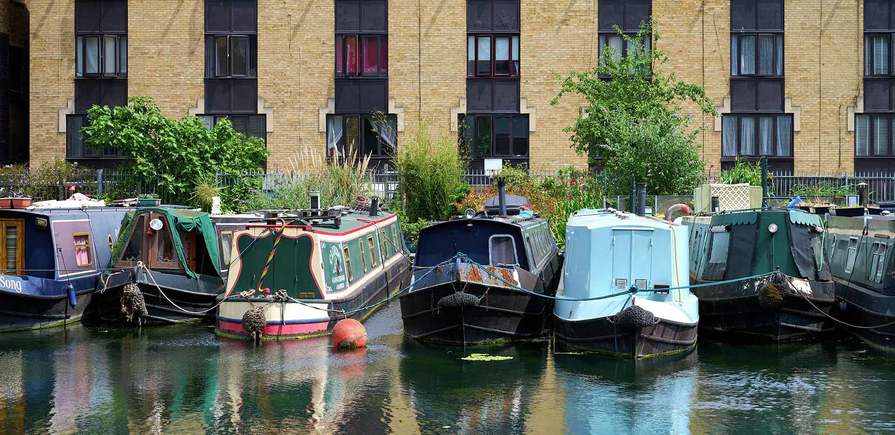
top-left (552, 26), bottom-right (716, 195)
top-left (81, 96), bottom-right (268, 204)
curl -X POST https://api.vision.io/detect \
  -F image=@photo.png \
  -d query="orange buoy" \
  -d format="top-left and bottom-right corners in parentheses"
top-left (332, 319), bottom-right (367, 351)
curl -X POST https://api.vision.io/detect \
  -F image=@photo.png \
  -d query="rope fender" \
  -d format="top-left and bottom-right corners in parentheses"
top-left (437, 292), bottom-right (481, 308)
top-left (610, 305), bottom-right (658, 330)
top-left (120, 283), bottom-right (148, 324)
top-left (242, 306), bottom-right (266, 343)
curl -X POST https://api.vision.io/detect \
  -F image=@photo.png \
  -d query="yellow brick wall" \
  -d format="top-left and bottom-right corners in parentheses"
top-left (28, 0), bottom-right (72, 166)
top-left (26, 0), bottom-right (868, 175)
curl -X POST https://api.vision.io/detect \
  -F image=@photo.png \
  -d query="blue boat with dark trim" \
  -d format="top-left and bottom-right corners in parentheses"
top-left (0, 205), bottom-right (128, 332)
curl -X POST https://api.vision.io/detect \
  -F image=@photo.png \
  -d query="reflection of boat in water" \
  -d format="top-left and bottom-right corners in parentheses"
top-left (398, 341), bottom-right (548, 432)
top-left (682, 209), bottom-right (835, 341)
top-left (0, 206), bottom-right (127, 331)
top-left (554, 209), bottom-right (699, 359)
top-left (554, 350), bottom-right (698, 434)
top-left (825, 215), bottom-right (895, 350)
top-left (400, 188), bottom-right (562, 346)
top-left (216, 207), bottom-right (411, 340)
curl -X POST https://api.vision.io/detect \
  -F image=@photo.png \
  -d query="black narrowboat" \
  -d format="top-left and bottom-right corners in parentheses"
top-left (399, 192), bottom-right (562, 345)
top-left (825, 214), bottom-right (895, 349)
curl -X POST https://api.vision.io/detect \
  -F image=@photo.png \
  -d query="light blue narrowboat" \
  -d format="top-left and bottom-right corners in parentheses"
top-left (554, 209), bottom-right (699, 359)
top-left (0, 206), bottom-right (128, 332)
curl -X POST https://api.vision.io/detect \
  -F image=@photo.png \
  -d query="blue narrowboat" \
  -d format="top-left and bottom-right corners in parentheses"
top-left (399, 191), bottom-right (563, 345)
top-left (554, 209), bottom-right (699, 359)
top-left (0, 206), bottom-right (128, 331)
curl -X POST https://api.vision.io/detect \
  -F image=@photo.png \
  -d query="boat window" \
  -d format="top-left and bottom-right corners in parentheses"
top-left (489, 235), bottom-right (518, 266)
top-left (73, 233), bottom-right (92, 267)
top-left (359, 239), bottom-right (369, 273)
top-left (845, 237), bottom-right (859, 274)
top-left (343, 246), bottom-right (353, 282)
top-left (379, 228), bottom-right (391, 257)
top-left (368, 236), bottom-right (379, 267)
top-left (526, 234), bottom-right (539, 266)
top-left (220, 231), bottom-right (233, 267)
top-left (811, 232), bottom-right (824, 272)
top-left (876, 243), bottom-right (888, 283)
top-left (0, 219), bottom-right (23, 275)
top-left (156, 228), bottom-right (177, 264)
top-left (708, 232), bottom-right (730, 264)
top-left (392, 224), bottom-right (400, 254)
top-left (120, 215), bottom-right (145, 263)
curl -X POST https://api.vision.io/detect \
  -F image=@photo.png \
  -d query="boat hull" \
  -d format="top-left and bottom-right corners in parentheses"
top-left (834, 277), bottom-right (895, 350)
top-left (694, 275), bottom-right (835, 342)
top-left (554, 315), bottom-right (698, 359)
top-left (0, 290), bottom-right (93, 332)
top-left (86, 268), bottom-right (224, 325)
top-left (216, 260), bottom-right (411, 340)
top-left (400, 281), bottom-right (551, 346)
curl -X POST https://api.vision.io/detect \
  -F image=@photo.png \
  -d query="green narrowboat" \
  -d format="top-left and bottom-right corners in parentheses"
top-left (682, 209), bottom-right (834, 341)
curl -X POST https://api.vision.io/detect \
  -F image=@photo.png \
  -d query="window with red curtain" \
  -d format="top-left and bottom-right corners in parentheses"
top-left (337, 35), bottom-right (386, 76)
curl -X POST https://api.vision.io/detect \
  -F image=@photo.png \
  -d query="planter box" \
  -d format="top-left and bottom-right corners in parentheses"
top-left (137, 198), bottom-right (161, 207)
top-left (0, 198), bottom-right (11, 209)
top-left (10, 197), bottom-right (32, 208)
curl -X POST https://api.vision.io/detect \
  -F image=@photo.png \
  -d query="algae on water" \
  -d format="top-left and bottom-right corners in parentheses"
top-left (460, 353), bottom-right (513, 362)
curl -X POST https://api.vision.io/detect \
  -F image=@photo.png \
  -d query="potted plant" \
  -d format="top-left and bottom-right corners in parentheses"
top-left (137, 194), bottom-right (161, 207)
top-left (10, 194), bottom-right (32, 208)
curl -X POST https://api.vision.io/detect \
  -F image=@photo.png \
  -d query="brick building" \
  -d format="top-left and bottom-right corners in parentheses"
top-left (5, 0), bottom-right (892, 175)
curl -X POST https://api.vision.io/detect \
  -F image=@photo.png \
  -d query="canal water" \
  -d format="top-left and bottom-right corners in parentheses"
top-left (1, 304), bottom-right (894, 434)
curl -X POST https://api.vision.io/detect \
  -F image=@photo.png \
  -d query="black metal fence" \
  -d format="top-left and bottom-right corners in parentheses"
top-left (0, 168), bottom-right (169, 203)
top-left (770, 171), bottom-right (895, 203)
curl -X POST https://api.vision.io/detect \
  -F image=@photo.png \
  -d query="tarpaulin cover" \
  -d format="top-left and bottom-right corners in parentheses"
top-left (789, 210), bottom-right (824, 227)
top-left (724, 224), bottom-right (757, 279)
top-left (788, 222), bottom-right (831, 281)
top-left (110, 207), bottom-right (221, 279)
top-left (714, 211), bottom-right (758, 226)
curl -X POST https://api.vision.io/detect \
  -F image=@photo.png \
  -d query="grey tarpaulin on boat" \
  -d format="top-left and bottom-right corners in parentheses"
top-left (789, 222), bottom-right (831, 281)
top-left (725, 224), bottom-right (758, 279)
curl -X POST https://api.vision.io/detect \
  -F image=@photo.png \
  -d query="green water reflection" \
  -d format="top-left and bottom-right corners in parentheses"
top-left (0, 305), bottom-right (893, 434)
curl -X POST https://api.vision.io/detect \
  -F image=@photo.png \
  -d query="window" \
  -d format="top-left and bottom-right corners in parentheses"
top-left (368, 236), bottom-right (379, 267)
top-left (598, 0), bottom-right (651, 65)
top-left (722, 114), bottom-right (792, 157)
top-left (337, 35), bottom-right (387, 77)
top-left (73, 233), bottom-right (93, 267)
top-left (76, 35), bottom-right (127, 78)
top-left (708, 231), bottom-right (730, 264)
top-left (731, 33), bottom-right (782, 77)
top-left (380, 228), bottom-right (392, 257)
top-left (120, 215), bottom-right (145, 264)
top-left (489, 235), bottom-right (518, 266)
top-left (467, 35), bottom-right (520, 77)
top-left (200, 114), bottom-right (267, 141)
top-left (359, 240), bottom-right (369, 272)
top-left (855, 114), bottom-right (895, 157)
top-left (865, 34), bottom-right (893, 76)
top-left (220, 231), bottom-right (233, 266)
top-left (326, 114), bottom-right (396, 164)
top-left (343, 246), bottom-right (353, 282)
top-left (205, 0), bottom-right (258, 115)
top-left (0, 220), bottom-right (24, 275)
top-left (459, 114), bottom-right (529, 165)
top-left (845, 237), bottom-right (859, 274)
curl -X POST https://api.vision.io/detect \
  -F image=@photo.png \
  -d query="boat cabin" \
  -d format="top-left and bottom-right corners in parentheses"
top-left (112, 208), bottom-right (222, 278)
top-left (825, 215), bottom-right (895, 295)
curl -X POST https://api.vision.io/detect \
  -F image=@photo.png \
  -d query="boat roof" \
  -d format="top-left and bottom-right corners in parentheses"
top-left (0, 206), bottom-right (132, 218)
top-left (567, 209), bottom-right (676, 231)
top-left (243, 209), bottom-right (399, 235)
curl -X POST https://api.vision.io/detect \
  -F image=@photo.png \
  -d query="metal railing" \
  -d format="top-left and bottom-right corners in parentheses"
top-left (770, 171), bottom-right (895, 203)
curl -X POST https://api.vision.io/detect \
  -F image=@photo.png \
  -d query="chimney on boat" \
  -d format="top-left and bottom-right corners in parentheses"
top-left (635, 183), bottom-right (647, 216)
top-left (369, 197), bottom-right (379, 217)
top-left (497, 177), bottom-right (508, 217)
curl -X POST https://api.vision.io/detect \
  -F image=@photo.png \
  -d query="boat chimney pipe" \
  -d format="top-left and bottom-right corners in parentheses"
top-left (498, 177), bottom-right (508, 217)
top-left (635, 183), bottom-right (647, 216)
top-left (369, 197), bottom-right (379, 217)
top-left (858, 182), bottom-right (868, 207)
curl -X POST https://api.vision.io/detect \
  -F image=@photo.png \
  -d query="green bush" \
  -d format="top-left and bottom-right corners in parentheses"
top-left (81, 96), bottom-right (268, 206)
top-left (396, 128), bottom-right (469, 222)
top-left (719, 159), bottom-right (764, 186)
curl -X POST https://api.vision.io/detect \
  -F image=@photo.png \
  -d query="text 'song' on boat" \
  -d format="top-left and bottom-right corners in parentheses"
top-left (0, 205), bottom-right (128, 331)
top-left (825, 214), bottom-right (895, 350)
top-left (400, 186), bottom-right (563, 346)
top-left (553, 208), bottom-right (699, 359)
top-left (682, 209), bottom-right (834, 341)
top-left (216, 204), bottom-right (412, 341)
top-left (88, 207), bottom-right (259, 325)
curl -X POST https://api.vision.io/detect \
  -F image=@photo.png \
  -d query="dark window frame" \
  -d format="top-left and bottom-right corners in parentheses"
top-left (459, 113), bottom-right (530, 163)
top-left (721, 113), bottom-right (793, 159)
top-left (76, 34), bottom-right (128, 78)
top-left (864, 33), bottom-right (895, 77)
top-left (335, 34), bottom-right (388, 78)
top-left (325, 113), bottom-right (398, 165)
top-left (730, 32), bottom-right (783, 78)
top-left (466, 33), bottom-right (520, 78)
top-left (206, 34), bottom-right (257, 79)
top-left (855, 113), bottom-right (895, 158)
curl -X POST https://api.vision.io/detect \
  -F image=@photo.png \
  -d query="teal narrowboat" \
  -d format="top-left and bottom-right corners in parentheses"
top-left (682, 209), bottom-right (834, 341)
top-left (554, 209), bottom-right (699, 359)
top-left (824, 215), bottom-right (895, 349)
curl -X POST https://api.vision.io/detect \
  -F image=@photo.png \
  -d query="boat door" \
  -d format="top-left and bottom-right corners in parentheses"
top-left (611, 229), bottom-right (653, 291)
top-left (116, 212), bottom-right (181, 270)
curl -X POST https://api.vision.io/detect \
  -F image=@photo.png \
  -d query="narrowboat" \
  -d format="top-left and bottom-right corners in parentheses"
top-left (682, 209), bottom-right (835, 341)
top-left (89, 207), bottom-right (231, 325)
top-left (825, 214), bottom-right (895, 349)
top-left (216, 206), bottom-right (412, 340)
top-left (553, 209), bottom-right (699, 359)
top-left (399, 189), bottom-right (562, 345)
top-left (0, 206), bottom-right (127, 331)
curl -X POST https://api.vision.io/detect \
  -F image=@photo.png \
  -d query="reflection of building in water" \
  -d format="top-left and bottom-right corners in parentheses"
top-left (524, 351), bottom-right (566, 434)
